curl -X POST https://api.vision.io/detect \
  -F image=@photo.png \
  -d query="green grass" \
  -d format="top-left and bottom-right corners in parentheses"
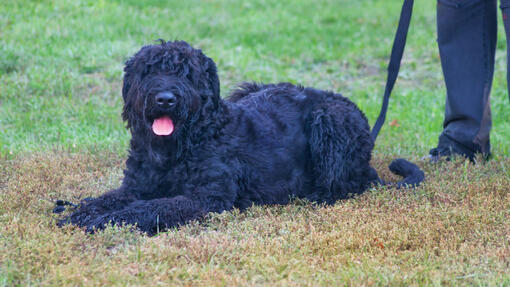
top-left (1, 0), bottom-right (508, 157)
top-left (0, 0), bottom-right (509, 285)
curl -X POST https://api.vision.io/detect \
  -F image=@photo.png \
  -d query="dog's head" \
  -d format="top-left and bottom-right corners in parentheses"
top-left (121, 40), bottom-right (220, 138)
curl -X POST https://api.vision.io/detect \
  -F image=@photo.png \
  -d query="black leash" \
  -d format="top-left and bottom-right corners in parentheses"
top-left (371, 0), bottom-right (414, 141)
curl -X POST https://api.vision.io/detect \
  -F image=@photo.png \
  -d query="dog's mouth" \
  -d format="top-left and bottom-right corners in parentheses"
top-left (152, 116), bottom-right (174, 136)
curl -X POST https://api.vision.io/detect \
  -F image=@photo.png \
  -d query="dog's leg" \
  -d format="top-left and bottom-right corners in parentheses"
top-left (59, 187), bottom-right (139, 227)
top-left (62, 161), bottom-right (238, 234)
top-left (86, 195), bottom-right (234, 235)
top-left (306, 102), bottom-right (377, 203)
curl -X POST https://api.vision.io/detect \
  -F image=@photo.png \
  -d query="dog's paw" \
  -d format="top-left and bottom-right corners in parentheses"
top-left (57, 211), bottom-right (91, 228)
top-left (57, 201), bottom-right (103, 228)
top-left (84, 214), bottom-right (113, 233)
top-left (53, 205), bottom-right (66, 214)
top-left (80, 197), bottom-right (95, 204)
top-left (84, 211), bottom-right (134, 233)
top-left (53, 199), bottom-right (78, 214)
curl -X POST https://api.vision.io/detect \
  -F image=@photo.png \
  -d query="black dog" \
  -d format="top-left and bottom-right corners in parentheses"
top-left (59, 40), bottom-right (424, 235)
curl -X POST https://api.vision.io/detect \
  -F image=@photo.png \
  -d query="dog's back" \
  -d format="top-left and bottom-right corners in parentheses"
top-left (225, 82), bottom-right (378, 204)
top-left (227, 82), bottom-right (423, 205)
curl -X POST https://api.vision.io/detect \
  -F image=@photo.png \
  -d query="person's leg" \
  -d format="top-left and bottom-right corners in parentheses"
top-left (500, 0), bottom-right (510, 102)
top-left (432, 0), bottom-right (496, 161)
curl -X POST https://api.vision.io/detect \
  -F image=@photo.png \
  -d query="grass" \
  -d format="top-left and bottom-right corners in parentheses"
top-left (0, 153), bottom-right (508, 285)
top-left (0, 0), bottom-right (509, 285)
top-left (1, 0), bottom-right (508, 157)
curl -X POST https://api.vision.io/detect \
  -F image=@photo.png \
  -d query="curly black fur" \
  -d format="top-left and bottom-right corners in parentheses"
top-left (58, 40), bottom-right (424, 235)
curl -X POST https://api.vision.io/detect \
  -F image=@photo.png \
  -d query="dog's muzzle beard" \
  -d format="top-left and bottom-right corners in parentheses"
top-left (142, 91), bottom-right (179, 137)
top-left (141, 96), bottom-right (179, 165)
top-left (140, 78), bottom-right (201, 138)
top-left (149, 91), bottom-right (175, 135)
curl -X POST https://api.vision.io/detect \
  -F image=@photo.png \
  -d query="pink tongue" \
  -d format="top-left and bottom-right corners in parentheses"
top-left (152, 116), bottom-right (174, 136)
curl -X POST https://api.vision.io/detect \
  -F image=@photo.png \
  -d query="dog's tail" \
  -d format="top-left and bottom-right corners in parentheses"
top-left (384, 158), bottom-right (424, 188)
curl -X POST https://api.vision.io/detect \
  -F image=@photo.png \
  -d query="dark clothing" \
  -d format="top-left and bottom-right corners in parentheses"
top-left (435, 0), bottom-right (510, 157)
top-left (501, 0), bottom-right (510, 101)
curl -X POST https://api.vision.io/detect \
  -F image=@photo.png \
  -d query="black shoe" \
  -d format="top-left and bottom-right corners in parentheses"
top-left (426, 146), bottom-right (490, 163)
top-left (427, 146), bottom-right (455, 163)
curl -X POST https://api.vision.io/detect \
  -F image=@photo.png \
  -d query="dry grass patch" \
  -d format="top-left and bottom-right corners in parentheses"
top-left (0, 152), bottom-right (509, 286)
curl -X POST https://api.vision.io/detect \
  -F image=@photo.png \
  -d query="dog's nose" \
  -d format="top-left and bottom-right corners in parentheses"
top-left (155, 92), bottom-right (177, 107)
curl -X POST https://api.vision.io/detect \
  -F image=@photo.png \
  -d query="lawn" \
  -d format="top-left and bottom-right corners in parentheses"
top-left (0, 0), bottom-right (509, 285)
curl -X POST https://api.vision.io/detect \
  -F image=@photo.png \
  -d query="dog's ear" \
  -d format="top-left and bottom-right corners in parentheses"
top-left (122, 45), bottom-right (153, 103)
top-left (203, 55), bottom-right (220, 101)
top-left (121, 49), bottom-right (146, 129)
top-left (121, 45), bottom-right (154, 129)
top-left (121, 56), bottom-right (138, 129)
top-left (194, 54), bottom-right (221, 114)
top-left (122, 57), bottom-right (135, 103)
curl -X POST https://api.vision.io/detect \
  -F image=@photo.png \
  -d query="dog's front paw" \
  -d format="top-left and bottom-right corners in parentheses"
top-left (84, 211), bottom-right (135, 233)
top-left (58, 209), bottom-right (93, 228)
top-left (53, 199), bottom-right (79, 214)
top-left (57, 199), bottom-right (103, 227)
top-left (84, 214), bottom-right (111, 233)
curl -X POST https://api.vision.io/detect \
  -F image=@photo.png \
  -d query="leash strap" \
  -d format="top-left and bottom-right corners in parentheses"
top-left (371, 0), bottom-right (414, 141)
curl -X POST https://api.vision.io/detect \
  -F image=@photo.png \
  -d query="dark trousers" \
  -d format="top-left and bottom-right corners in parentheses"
top-left (437, 0), bottom-right (509, 155)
